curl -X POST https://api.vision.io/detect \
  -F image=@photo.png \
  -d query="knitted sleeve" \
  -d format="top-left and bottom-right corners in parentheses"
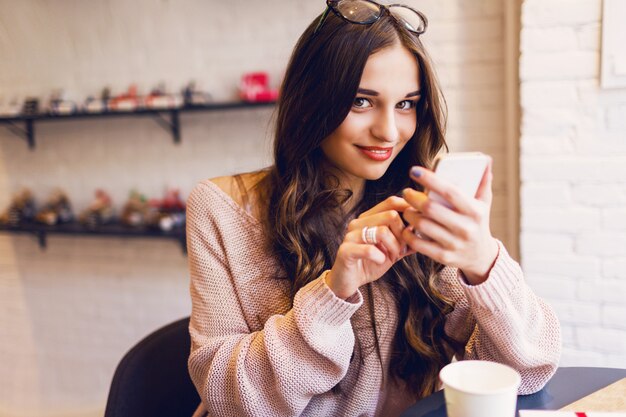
top-left (186, 182), bottom-right (363, 417)
top-left (440, 240), bottom-right (562, 395)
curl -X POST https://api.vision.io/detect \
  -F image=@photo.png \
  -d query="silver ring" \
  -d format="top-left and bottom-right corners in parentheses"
top-left (362, 226), bottom-right (378, 245)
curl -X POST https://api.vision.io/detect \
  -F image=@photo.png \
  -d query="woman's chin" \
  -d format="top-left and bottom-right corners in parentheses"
top-left (359, 166), bottom-right (391, 181)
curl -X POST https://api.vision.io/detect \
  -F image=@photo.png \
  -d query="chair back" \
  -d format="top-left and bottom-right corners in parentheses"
top-left (104, 317), bottom-right (200, 417)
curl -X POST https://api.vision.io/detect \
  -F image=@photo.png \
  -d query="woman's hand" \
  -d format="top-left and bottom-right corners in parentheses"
top-left (326, 196), bottom-right (416, 299)
top-left (401, 161), bottom-right (499, 285)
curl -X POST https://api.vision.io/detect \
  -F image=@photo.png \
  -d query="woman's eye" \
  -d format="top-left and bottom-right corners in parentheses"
top-left (353, 97), bottom-right (372, 109)
top-left (397, 100), bottom-right (417, 110)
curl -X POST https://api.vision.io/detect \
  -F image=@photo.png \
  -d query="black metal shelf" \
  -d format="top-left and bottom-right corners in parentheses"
top-left (0, 222), bottom-right (187, 253)
top-left (0, 100), bottom-right (276, 149)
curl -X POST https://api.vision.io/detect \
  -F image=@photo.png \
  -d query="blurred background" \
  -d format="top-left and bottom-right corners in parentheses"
top-left (0, 0), bottom-right (624, 416)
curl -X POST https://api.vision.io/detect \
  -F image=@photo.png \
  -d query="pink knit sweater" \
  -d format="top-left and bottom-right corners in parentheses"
top-left (187, 180), bottom-right (561, 417)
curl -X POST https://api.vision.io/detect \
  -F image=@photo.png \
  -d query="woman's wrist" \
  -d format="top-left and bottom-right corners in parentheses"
top-left (460, 239), bottom-right (499, 285)
top-left (324, 270), bottom-right (357, 300)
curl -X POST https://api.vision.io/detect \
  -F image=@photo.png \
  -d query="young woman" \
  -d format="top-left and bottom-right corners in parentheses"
top-left (187, 2), bottom-right (561, 416)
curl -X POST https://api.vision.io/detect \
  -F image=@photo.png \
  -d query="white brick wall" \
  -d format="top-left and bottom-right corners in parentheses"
top-left (0, 1), bottom-right (511, 416)
top-left (520, 0), bottom-right (626, 368)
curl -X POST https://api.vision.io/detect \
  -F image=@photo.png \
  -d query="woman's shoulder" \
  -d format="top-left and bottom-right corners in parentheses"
top-left (188, 171), bottom-right (267, 224)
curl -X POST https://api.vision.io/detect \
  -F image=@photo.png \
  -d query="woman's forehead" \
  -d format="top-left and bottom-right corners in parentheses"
top-left (359, 44), bottom-right (421, 93)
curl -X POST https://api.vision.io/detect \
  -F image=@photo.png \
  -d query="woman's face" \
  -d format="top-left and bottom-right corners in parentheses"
top-left (321, 42), bottom-right (420, 190)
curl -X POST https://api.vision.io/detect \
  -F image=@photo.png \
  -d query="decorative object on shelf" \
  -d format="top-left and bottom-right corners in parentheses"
top-left (239, 72), bottom-right (279, 103)
top-left (0, 97), bottom-right (22, 117)
top-left (21, 97), bottom-right (39, 116)
top-left (181, 81), bottom-right (213, 106)
top-left (145, 82), bottom-right (183, 109)
top-left (146, 188), bottom-right (186, 232)
top-left (47, 89), bottom-right (77, 115)
top-left (0, 94), bottom-right (275, 149)
top-left (120, 190), bottom-right (150, 227)
top-left (0, 188), bottom-right (36, 226)
top-left (35, 189), bottom-right (74, 225)
top-left (79, 189), bottom-right (115, 229)
top-left (0, 188), bottom-right (188, 252)
top-left (108, 85), bottom-right (141, 112)
top-left (83, 87), bottom-right (110, 113)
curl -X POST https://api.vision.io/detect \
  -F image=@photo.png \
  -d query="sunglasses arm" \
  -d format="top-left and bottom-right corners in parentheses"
top-left (313, 6), bottom-right (331, 35)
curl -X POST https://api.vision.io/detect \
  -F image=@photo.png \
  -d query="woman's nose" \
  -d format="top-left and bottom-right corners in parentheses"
top-left (371, 109), bottom-right (399, 143)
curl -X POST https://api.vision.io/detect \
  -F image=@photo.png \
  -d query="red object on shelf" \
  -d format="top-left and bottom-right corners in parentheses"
top-left (108, 85), bottom-right (140, 111)
top-left (239, 72), bottom-right (278, 103)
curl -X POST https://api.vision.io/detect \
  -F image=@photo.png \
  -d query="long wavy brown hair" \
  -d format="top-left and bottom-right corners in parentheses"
top-left (254, 11), bottom-right (463, 399)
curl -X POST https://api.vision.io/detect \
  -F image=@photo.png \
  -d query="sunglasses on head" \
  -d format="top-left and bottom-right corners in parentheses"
top-left (314, 0), bottom-right (428, 36)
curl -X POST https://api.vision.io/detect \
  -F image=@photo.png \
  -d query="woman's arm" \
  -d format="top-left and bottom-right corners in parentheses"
top-left (187, 182), bottom-right (362, 417)
top-left (439, 241), bottom-right (562, 395)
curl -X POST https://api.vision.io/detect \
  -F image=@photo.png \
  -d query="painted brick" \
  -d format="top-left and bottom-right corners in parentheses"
top-left (576, 23), bottom-right (601, 51)
top-left (574, 233), bottom-right (626, 257)
top-left (571, 133), bottom-right (626, 157)
top-left (576, 327), bottom-right (626, 354)
top-left (606, 105), bottom-right (626, 131)
top-left (521, 107), bottom-right (578, 136)
top-left (521, 183), bottom-right (571, 207)
top-left (521, 157), bottom-right (626, 182)
top-left (521, 81), bottom-right (579, 107)
top-left (522, 255), bottom-right (599, 279)
top-left (577, 280), bottom-right (626, 303)
top-left (520, 232), bottom-right (574, 256)
top-left (524, 275), bottom-right (578, 300)
top-left (573, 184), bottom-right (626, 208)
top-left (520, 51), bottom-right (599, 81)
top-left (602, 305), bottom-right (626, 330)
top-left (602, 259), bottom-right (626, 279)
top-left (605, 354), bottom-right (626, 369)
top-left (559, 348), bottom-right (606, 367)
top-left (521, 0), bottom-right (626, 387)
top-left (560, 325), bottom-right (577, 346)
top-left (521, 207), bottom-right (601, 232)
top-left (522, 0), bottom-right (601, 27)
top-left (520, 135), bottom-right (575, 156)
top-left (521, 27), bottom-right (578, 53)
top-left (551, 301), bottom-right (601, 325)
top-left (602, 208), bottom-right (626, 230)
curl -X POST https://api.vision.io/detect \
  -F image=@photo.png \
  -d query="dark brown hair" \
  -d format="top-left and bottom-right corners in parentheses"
top-left (256, 10), bottom-right (462, 399)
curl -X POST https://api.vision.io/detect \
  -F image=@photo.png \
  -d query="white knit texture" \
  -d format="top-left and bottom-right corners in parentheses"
top-left (186, 180), bottom-right (561, 417)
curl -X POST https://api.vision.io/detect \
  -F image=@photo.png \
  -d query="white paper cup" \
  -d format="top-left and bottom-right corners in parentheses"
top-left (439, 360), bottom-right (521, 417)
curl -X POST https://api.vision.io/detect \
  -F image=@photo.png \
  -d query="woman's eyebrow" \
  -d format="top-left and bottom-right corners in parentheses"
top-left (356, 88), bottom-right (422, 98)
top-left (357, 88), bottom-right (379, 96)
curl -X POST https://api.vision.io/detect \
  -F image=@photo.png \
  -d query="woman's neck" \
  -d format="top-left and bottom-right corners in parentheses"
top-left (336, 171), bottom-right (365, 214)
top-left (318, 160), bottom-right (366, 214)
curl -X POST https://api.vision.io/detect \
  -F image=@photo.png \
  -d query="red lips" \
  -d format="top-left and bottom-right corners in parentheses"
top-left (356, 145), bottom-right (393, 161)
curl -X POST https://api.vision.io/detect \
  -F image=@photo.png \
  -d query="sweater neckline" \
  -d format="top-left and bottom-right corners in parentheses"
top-left (203, 179), bottom-right (263, 229)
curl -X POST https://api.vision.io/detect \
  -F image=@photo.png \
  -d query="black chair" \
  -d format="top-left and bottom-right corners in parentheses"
top-left (104, 316), bottom-right (201, 417)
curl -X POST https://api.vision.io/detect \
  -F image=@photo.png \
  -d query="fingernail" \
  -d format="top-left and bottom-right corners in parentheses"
top-left (410, 167), bottom-right (422, 178)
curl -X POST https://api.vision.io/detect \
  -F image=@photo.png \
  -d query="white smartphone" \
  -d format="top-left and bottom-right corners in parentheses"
top-left (427, 152), bottom-right (490, 208)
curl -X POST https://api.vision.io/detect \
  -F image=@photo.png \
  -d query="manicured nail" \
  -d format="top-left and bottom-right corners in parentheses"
top-left (410, 167), bottom-right (422, 178)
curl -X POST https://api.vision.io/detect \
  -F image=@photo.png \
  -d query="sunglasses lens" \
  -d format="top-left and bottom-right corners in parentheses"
top-left (389, 6), bottom-right (427, 34)
top-left (335, 0), bottom-right (381, 24)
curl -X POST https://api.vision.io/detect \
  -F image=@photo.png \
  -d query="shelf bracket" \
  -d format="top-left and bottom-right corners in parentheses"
top-left (36, 230), bottom-right (47, 249)
top-left (149, 110), bottom-right (181, 144)
top-left (179, 235), bottom-right (187, 254)
top-left (1, 120), bottom-right (35, 149)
